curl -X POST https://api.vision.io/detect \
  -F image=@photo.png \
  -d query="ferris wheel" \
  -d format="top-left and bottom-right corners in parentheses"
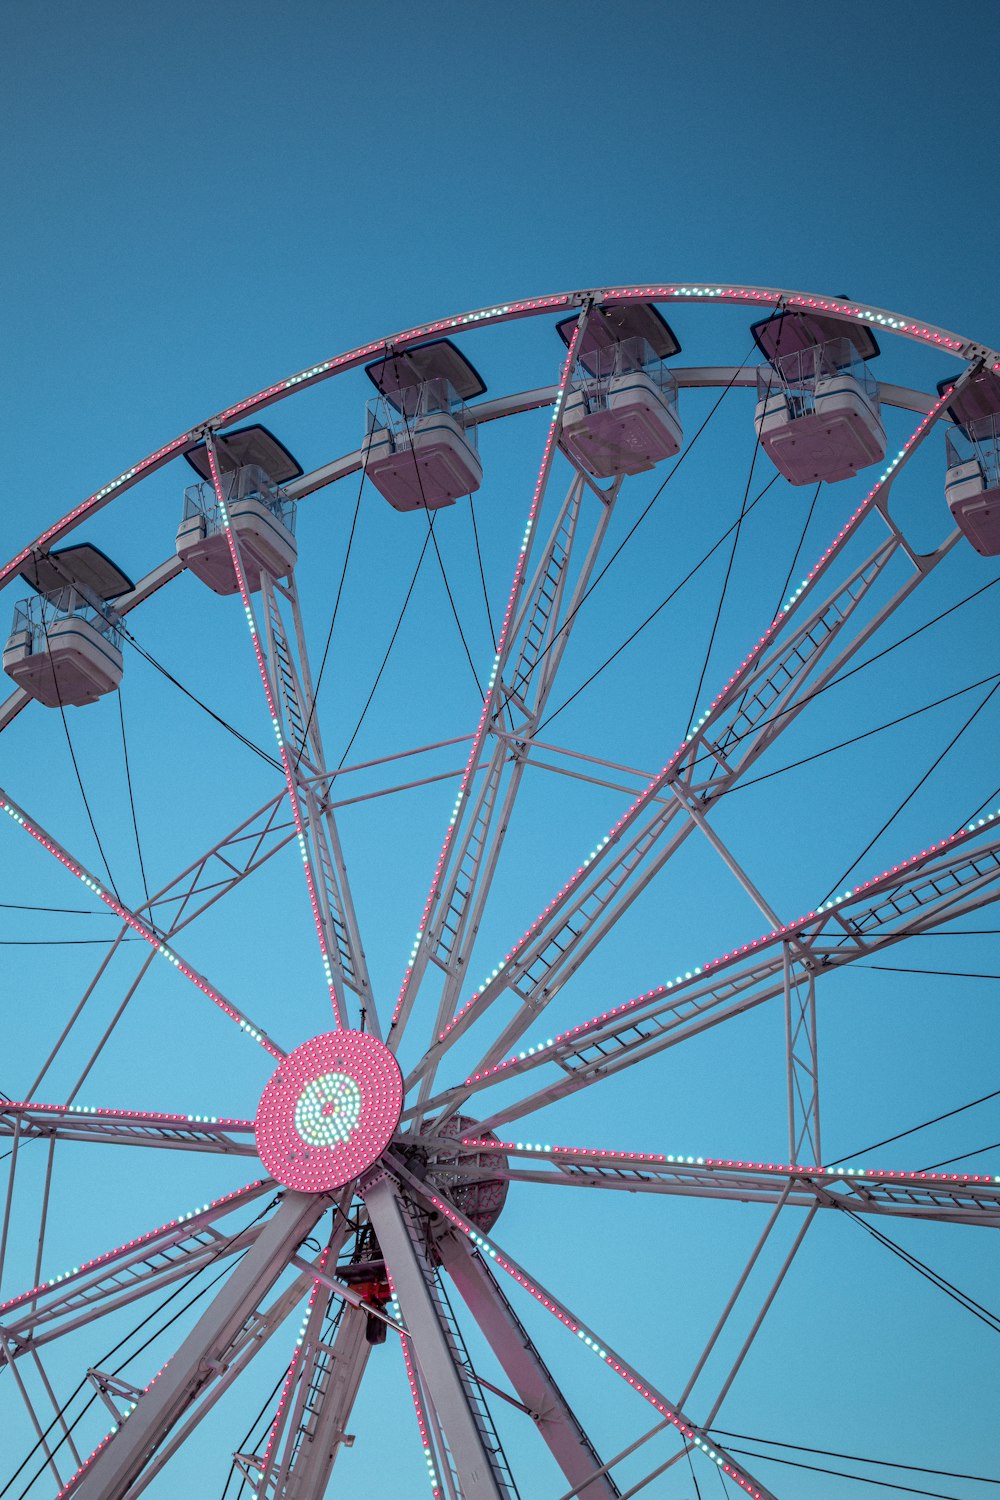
top-left (1, 284), bottom-right (999, 1500)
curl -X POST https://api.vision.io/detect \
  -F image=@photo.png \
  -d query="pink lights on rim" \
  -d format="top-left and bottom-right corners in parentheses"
top-left (255, 1031), bottom-right (402, 1192)
top-left (0, 285), bottom-right (975, 613)
top-left (390, 311), bottom-right (590, 1034)
top-left (426, 1192), bottom-right (764, 1499)
top-left (0, 792), bottom-right (283, 1058)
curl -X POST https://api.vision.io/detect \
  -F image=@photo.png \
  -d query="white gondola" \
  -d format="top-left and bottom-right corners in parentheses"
top-left (945, 414), bottom-right (1000, 556)
top-left (363, 376), bottom-right (482, 511)
top-left (3, 586), bottom-right (124, 708)
top-left (754, 335), bottom-right (886, 487)
top-left (176, 462), bottom-right (298, 595)
top-left (561, 335), bottom-right (682, 479)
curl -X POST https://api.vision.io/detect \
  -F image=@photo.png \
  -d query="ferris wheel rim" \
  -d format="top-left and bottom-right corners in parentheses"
top-left (2, 284), bottom-right (999, 1500)
top-left (0, 280), bottom-right (990, 601)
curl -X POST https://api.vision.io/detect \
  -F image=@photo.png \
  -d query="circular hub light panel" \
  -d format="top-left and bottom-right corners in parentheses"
top-left (255, 1031), bottom-right (403, 1191)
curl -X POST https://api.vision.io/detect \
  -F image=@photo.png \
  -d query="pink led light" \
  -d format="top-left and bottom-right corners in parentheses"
top-left (255, 1031), bottom-right (402, 1192)
top-left (0, 1100), bottom-right (253, 1128)
top-left (0, 1180), bottom-right (266, 1315)
top-left (388, 1268), bottom-right (443, 1499)
top-left (465, 814), bottom-right (984, 1085)
top-left (0, 792), bottom-right (283, 1058)
top-left (426, 1191), bottom-right (763, 1499)
top-left (391, 313), bottom-right (589, 1033)
top-left (456, 1138), bottom-right (999, 1187)
top-left (204, 442), bottom-right (344, 1028)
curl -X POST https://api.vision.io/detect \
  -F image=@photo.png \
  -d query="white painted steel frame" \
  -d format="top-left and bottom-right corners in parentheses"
top-left (1, 286), bottom-right (997, 1500)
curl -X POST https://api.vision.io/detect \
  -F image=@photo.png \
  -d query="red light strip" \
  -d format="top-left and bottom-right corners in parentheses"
top-left (425, 1191), bottom-right (767, 1499)
top-left (205, 442), bottom-right (344, 1028)
top-left (0, 1178), bottom-right (267, 1316)
top-left (257, 1243), bottom-right (335, 1478)
top-left (387, 1269), bottom-right (443, 1498)
top-left (0, 789), bottom-right (284, 1058)
top-left (465, 807), bottom-right (992, 1087)
top-left (1, 1101), bottom-right (254, 1129)
top-left (457, 1138), bottom-right (1000, 1187)
top-left (391, 312), bottom-right (590, 1033)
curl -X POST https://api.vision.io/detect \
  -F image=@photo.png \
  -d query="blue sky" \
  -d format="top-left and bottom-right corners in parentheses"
top-left (2, 4), bottom-right (1000, 1498)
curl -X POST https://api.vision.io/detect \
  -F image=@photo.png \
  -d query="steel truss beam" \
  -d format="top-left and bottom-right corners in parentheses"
top-left (64, 1190), bottom-right (328, 1499)
top-left (420, 814), bottom-right (1000, 1131)
top-left (257, 570), bottom-right (375, 1035)
top-left (399, 471), bottom-right (623, 1094)
top-left (0, 785), bottom-right (285, 1059)
top-left (112, 1260), bottom-right (325, 1498)
top-left (401, 1171), bottom-right (776, 1500)
top-left (363, 1168), bottom-right (516, 1499)
top-left (391, 309), bottom-right (595, 1063)
top-left (0, 1103), bottom-right (256, 1157)
top-left (233, 1213), bottom-right (367, 1498)
top-left (784, 952), bottom-right (820, 1164)
top-left (0, 1181), bottom-right (272, 1364)
top-left (441, 1142), bottom-right (1000, 1228)
top-left (436, 1225), bottom-right (621, 1498)
top-left (406, 382), bottom-right (965, 1095)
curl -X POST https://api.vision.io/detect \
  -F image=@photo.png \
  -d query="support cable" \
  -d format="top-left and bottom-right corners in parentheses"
top-left (537, 474), bottom-right (778, 734)
top-left (426, 507), bottom-right (485, 697)
top-left (121, 625), bottom-right (281, 770)
top-left (690, 574), bottom-right (1000, 775)
top-left (919, 1141), bottom-right (1000, 1170)
top-left (822, 676), bottom-right (1000, 901)
top-left (773, 479), bottom-right (822, 615)
top-left (720, 670), bottom-right (1000, 797)
top-left (524, 343), bottom-right (764, 709)
top-left (826, 1086), bottom-right (1000, 1165)
top-left (293, 464), bottom-right (366, 772)
top-left (337, 516), bottom-right (437, 769)
top-left (842, 1209), bottom-right (1000, 1335)
top-left (686, 417), bottom-right (767, 730)
top-left (709, 1430), bottom-right (1000, 1487)
top-left (117, 687), bottom-right (151, 911)
top-left (469, 494), bottom-right (498, 654)
top-left (716, 1446), bottom-right (976, 1499)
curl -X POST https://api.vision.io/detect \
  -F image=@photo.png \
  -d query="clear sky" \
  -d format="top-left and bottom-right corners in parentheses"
top-left (2, 4), bottom-right (1000, 1499)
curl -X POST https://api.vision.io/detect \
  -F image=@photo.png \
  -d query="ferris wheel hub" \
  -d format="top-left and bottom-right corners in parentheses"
top-left (254, 1030), bottom-right (403, 1192)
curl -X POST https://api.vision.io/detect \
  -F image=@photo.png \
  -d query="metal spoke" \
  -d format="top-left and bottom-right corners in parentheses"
top-left (0, 1180), bottom-right (272, 1359)
top-left (404, 1169), bottom-right (777, 1500)
top-left (397, 470), bottom-right (624, 1092)
top-left (408, 381), bottom-right (967, 1093)
top-left (63, 1189), bottom-right (327, 1499)
top-left (436, 1224), bottom-right (621, 1497)
top-left (439, 1139), bottom-right (1000, 1226)
top-left (363, 1166), bottom-right (518, 1499)
top-left (204, 437), bottom-right (369, 1032)
top-left (0, 784), bottom-right (286, 1059)
top-left (421, 811), bottom-right (1000, 1131)
top-left (391, 306), bottom-right (595, 1061)
top-left (0, 1102), bottom-right (256, 1157)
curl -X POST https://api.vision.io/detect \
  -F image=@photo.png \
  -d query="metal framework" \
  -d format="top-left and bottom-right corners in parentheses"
top-left (1, 284), bottom-right (998, 1500)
